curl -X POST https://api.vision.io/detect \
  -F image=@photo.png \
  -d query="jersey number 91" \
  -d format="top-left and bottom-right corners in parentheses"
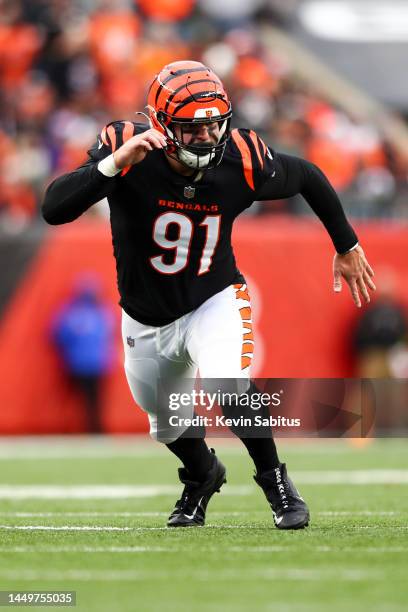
top-left (150, 212), bottom-right (221, 276)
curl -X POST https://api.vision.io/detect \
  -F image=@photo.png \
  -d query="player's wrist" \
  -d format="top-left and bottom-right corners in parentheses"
top-left (337, 242), bottom-right (359, 256)
top-left (98, 154), bottom-right (121, 177)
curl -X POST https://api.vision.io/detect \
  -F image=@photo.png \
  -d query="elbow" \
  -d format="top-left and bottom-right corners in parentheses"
top-left (41, 200), bottom-right (60, 225)
top-left (41, 181), bottom-right (64, 225)
top-left (41, 182), bottom-right (56, 224)
top-left (41, 210), bottom-right (55, 225)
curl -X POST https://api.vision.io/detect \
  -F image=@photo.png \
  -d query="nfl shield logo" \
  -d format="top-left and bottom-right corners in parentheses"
top-left (184, 185), bottom-right (195, 199)
top-left (127, 336), bottom-right (135, 348)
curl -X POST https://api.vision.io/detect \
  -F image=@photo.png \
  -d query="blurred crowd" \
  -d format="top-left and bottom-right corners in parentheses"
top-left (0, 0), bottom-right (407, 231)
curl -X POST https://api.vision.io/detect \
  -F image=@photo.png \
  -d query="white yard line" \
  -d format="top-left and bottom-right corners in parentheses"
top-left (0, 525), bottom-right (135, 531)
top-left (228, 546), bottom-right (408, 554)
top-left (318, 511), bottom-right (400, 516)
top-left (0, 471), bottom-right (407, 500)
top-left (296, 470), bottom-right (408, 484)
top-left (313, 546), bottom-right (408, 553)
top-left (0, 524), bottom-right (407, 532)
top-left (0, 524), bottom-right (264, 532)
top-left (0, 546), bottom-right (173, 553)
top-left (0, 512), bottom-right (170, 517)
top-left (0, 485), bottom-right (252, 499)
top-left (0, 568), bottom-right (386, 582)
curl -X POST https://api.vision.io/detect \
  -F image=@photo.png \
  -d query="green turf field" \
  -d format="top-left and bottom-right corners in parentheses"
top-left (0, 437), bottom-right (406, 611)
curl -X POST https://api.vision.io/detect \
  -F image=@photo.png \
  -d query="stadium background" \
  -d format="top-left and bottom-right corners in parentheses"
top-left (0, 0), bottom-right (407, 434)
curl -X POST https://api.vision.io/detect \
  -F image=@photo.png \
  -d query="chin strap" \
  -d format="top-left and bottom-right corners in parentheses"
top-left (177, 148), bottom-right (215, 169)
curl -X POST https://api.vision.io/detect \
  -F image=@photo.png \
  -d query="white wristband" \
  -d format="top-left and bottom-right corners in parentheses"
top-left (98, 154), bottom-right (121, 177)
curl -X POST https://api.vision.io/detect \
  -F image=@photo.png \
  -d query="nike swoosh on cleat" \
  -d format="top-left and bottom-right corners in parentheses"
top-left (183, 496), bottom-right (204, 520)
top-left (272, 511), bottom-right (284, 525)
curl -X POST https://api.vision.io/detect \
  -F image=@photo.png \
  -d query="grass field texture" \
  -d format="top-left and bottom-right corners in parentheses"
top-left (0, 437), bottom-right (406, 611)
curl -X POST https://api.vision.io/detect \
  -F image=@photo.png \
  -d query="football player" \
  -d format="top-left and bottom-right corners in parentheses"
top-left (42, 61), bottom-right (375, 530)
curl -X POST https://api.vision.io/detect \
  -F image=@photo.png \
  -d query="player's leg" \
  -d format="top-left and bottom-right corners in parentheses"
top-left (121, 309), bottom-right (226, 527)
top-left (187, 283), bottom-right (310, 529)
top-left (122, 308), bottom-right (204, 443)
top-left (186, 283), bottom-right (280, 470)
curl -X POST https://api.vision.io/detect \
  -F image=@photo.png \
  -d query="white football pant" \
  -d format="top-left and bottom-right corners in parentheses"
top-left (121, 284), bottom-right (253, 443)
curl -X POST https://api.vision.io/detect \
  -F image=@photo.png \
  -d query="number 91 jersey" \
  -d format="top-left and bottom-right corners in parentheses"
top-left (90, 121), bottom-right (276, 326)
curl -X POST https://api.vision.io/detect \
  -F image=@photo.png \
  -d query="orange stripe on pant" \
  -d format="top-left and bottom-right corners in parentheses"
top-left (234, 283), bottom-right (251, 301)
top-left (241, 356), bottom-right (252, 369)
top-left (239, 306), bottom-right (251, 320)
top-left (235, 284), bottom-right (254, 370)
top-left (243, 323), bottom-right (254, 341)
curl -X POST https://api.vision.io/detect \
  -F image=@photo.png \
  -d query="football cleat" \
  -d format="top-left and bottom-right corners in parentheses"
top-left (167, 449), bottom-right (226, 527)
top-left (254, 463), bottom-right (310, 530)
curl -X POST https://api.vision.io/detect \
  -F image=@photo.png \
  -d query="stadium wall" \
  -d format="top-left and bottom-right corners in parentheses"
top-left (0, 218), bottom-right (407, 434)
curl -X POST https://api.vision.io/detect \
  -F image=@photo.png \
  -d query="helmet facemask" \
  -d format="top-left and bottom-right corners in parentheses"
top-left (157, 109), bottom-right (232, 171)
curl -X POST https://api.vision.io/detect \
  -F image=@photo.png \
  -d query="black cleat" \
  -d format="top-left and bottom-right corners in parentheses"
top-left (167, 450), bottom-right (226, 527)
top-left (254, 463), bottom-right (310, 530)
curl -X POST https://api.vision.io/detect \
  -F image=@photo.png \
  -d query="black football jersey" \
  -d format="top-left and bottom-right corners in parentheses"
top-left (42, 120), bottom-right (357, 326)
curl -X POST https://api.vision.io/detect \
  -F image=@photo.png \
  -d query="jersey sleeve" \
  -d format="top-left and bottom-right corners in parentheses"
top-left (229, 128), bottom-right (276, 194)
top-left (256, 152), bottom-right (358, 254)
top-left (88, 120), bottom-right (139, 172)
top-left (42, 120), bottom-right (141, 224)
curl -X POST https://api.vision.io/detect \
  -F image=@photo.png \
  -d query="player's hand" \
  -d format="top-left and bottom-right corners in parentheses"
top-left (113, 129), bottom-right (167, 169)
top-left (333, 245), bottom-right (376, 307)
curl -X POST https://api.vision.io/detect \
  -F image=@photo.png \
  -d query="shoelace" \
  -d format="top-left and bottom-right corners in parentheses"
top-left (272, 476), bottom-right (300, 512)
top-left (266, 478), bottom-right (298, 511)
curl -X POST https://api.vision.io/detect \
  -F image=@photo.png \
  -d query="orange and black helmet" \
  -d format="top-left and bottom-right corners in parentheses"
top-left (147, 60), bottom-right (232, 170)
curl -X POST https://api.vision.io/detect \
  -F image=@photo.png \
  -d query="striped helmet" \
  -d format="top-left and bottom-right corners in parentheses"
top-left (147, 60), bottom-right (232, 171)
